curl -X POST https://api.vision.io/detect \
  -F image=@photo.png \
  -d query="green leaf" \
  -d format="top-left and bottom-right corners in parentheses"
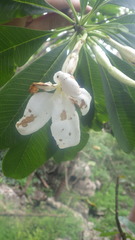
top-left (0, 41), bottom-right (70, 149)
top-left (100, 22), bottom-right (128, 35)
top-left (81, 0), bottom-right (110, 25)
top-left (111, 14), bottom-right (135, 34)
top-left (111, 32), bottom-right (135, 49)
top-left (0, 25), bottom-right (52, 86)
top-left (109, 0), bottom-right (135, 10)
top-left (14, 0), bottom-right (57, 11)
top-left (0, 0), bottom-right (50, 24)
top-left (80, 0), bottom-right (89, 15)
top-left (119, 216), bottom-right (135, 234)
top-left (121, 32), bottom-right (135, 48)
top-left (109, 14), bottom-right (135, 49)
top-left (14, 0), bottom-right (74, 24)
top-left (100, 4), bottom-right (121, 16)
top-left (99, 50), bottom-right (135, 152)
top-left (76, 45), bottom-right (108, 129)
top-left (2, 123), bottom-right (56, 179)
top-left (93, 0), bottom-right (110, 10)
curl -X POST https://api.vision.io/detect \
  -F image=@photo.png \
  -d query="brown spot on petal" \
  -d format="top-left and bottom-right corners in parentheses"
top-left (29, 82), bottom-right (47, 93)
top-left (16, 114), bottom-right (36, 128)
top-left (80, 99), bottom-right (87, 109)
top-left (59, 139), bottom-right (63, 142)
top-left (28, 109), bottom-right (32, 113)
top-left (69, 132), bottom-right (71, 136)
top-left (60, 110), bottom-right (67, 121)
top-left (70, 98), bottom-right (78, 106)
top-left (30, 81), bottom-right (55, 93)
top-left (29, 84), bottom-right (39, 93)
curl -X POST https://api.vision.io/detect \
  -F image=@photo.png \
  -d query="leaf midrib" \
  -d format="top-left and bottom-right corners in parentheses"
top-left (0, 30), bottom-right (50, 54)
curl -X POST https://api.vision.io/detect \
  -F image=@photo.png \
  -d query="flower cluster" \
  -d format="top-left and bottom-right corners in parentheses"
top-left (16, 34), bottom-right (92, 149)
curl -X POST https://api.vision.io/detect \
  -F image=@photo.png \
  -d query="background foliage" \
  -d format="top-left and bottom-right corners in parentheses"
top-left (0, 0), bottom-right (135, 179)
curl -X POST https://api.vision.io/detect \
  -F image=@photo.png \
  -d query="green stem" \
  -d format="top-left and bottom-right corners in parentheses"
top-left (66, 0), bottom-right (79, 24)
top-left (54, 9), bottom-right (75, 24)
top-left (53, 25), bottom-right (74, 33)
top-left (80, 0), bottom-right (110, 25)
top-left (88, 31), bottom-right (109, 40)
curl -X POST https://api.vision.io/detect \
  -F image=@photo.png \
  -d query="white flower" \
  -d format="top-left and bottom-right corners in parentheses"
top-left (16, 71), bottom-right (92, 149)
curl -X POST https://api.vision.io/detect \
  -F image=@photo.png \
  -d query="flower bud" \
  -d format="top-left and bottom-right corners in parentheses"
top-left (91, 43), bottom-right (135, 88)
top-left (91, 44), bottom-right (112, 68)
top-left (62, 51), bottom-right (79, 75)
top-left (108, 38), bottom-right (135, 65)
top-left (62, 33), bottom-right (87, 74)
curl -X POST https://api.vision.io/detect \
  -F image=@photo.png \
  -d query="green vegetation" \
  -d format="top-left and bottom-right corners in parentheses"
top-left (82, 130), bottom-right (135, 232)
top-left (0, 210), bottom-right (82, 240)
top-left (0, 130), bottom-right (135, 239)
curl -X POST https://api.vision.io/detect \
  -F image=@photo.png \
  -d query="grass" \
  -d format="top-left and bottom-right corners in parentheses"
top-left (0, 130), bottom-right (135, 238)
top-left (0, 209), bottom-right (82, 240)
top-left (82, 130), bottom-right (135, 233)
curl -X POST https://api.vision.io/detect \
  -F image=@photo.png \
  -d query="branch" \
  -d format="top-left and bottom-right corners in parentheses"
top-left (115, 176), bottom-right (127, 240)
top-left (35, 172), bottom-right (50, 189)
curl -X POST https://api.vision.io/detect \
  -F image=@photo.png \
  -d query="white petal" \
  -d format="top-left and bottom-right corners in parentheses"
top-left (16, 92), bottom-right (53, 135)
top-left (51, 113), bottom-right (80, 149)
top-left (51, 90), bottom-right (75, 121)
top-left (51, 92), bottom-right (80, 148)
top-left (72, 88), bottom-right (92, 116)
top-left (53, 71), bottom-right (81, 97)
top-left (29, 81), bottom-right (56, 93)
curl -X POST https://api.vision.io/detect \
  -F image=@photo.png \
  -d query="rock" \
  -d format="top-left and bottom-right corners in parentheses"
top-left (32, 190), bottom-right (47, 201)
top-left (0, 184), bottom-right (20, 209)
top-left (72, 201), bottom-right (89, 218)
top-left (68, 158), bottom-right (91, 179)
top-left (95, 180), bottom-right (101, 189)
top-left (72, 178), bottom-right (96, 196)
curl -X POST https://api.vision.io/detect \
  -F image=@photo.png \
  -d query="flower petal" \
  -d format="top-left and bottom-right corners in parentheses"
top-left (16, 92), bottom-right (53, 135)
top-left (51, 92), bottom-right (80, 149)
top-left (29, 81), bottom-right (56, 93)
top-left (53, 71), bottom-right (81, 97)
top-left (72, 88), bottom-right (92, 116)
